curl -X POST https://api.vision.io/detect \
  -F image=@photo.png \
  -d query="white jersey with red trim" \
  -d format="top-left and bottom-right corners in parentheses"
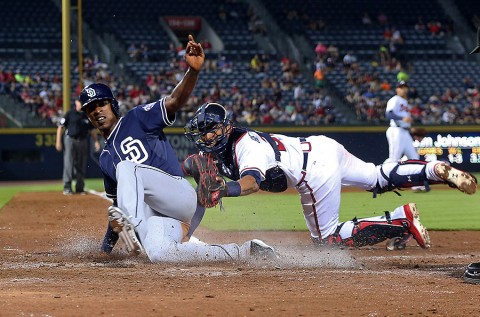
top-left (386, 95), bottom-right (411, 128)
top-left (234, 131), bottom-right (305, 187)
top-left (228, 131), bottom-right (447, 241)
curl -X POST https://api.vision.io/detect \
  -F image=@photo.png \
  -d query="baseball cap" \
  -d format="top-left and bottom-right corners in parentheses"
top-left (470, 27), bottom-right (480, 54)
top-left (396, 80), bottom-right (408, 88)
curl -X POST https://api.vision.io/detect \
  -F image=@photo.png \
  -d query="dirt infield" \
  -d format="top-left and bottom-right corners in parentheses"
top-left (1, 192), bottom-right (479, 317)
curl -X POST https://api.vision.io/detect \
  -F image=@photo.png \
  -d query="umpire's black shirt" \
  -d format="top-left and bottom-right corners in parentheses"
top-left (61, 109), bottom-right (93, 139)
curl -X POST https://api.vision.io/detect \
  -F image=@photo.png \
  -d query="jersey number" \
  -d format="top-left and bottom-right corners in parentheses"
top-left (121, 137), bottom-right (148, 164)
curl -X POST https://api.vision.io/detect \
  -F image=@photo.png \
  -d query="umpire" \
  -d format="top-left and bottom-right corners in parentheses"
top-left (55, 98), bottom-right (100, 195)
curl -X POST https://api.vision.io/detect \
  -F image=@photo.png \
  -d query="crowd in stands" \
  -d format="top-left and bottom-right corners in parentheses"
top-left (0, 65), bottom-right (64, 124)
top-left (311, 12), bottom-right (480, 125)
top-left (1, 3), bottom-right (478, 128)
top-left (0, 47), bottom-right (337, 127)
top-left (138, 51), bottom-right (337, 126)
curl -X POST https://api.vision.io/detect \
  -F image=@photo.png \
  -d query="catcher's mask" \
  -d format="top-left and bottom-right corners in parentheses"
top-left (184, 102), bottom-right (232, 154)
top-left (79, 83), bottom-right (120, 117)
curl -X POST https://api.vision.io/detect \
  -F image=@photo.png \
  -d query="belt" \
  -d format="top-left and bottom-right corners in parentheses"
top-left (67, 135), bottom-right (85, 140)
top-left (299, 137), bottom-right (310, 170)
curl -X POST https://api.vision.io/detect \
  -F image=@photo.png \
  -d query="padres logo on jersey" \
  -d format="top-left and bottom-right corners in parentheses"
top-left (120, 137), bottom-right (148, 164)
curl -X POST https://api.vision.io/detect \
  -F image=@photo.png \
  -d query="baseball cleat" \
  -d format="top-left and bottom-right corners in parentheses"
top-left (249, 239), bottom-right (278, 259)
top-left (108, 206), bottom-right (144, 256)
top-left (403, 203), bottom-right (430, 249)
top-left (434, 163), bottom-right (477, 195)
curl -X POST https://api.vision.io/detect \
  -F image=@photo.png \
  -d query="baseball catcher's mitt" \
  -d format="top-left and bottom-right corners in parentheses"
top-left (410, 127), bottom-right (428, 141)
top-left (182, 154), bottom-right (226, 208)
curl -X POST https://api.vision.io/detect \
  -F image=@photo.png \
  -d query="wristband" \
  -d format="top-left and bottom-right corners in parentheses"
top-left (225, 181), bottom-right (241, 197)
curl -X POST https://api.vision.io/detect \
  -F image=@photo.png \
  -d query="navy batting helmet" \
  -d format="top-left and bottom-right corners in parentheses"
top-left (184, 102), bottom-right (232, 154)
top-left (79, 83), bottom-right (120, 117)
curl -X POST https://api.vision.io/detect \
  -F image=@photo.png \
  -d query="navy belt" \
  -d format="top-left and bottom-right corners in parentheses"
top-left (299, 137), bottom-right (309, 170)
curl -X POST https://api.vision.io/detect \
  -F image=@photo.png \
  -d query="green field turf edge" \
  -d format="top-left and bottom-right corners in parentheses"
top-left (1, 177), bottom-right (479, 231)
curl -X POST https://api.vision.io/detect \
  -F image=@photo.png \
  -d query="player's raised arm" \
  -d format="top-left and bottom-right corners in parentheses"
top-left (165, 34), bottom-right (204, 117)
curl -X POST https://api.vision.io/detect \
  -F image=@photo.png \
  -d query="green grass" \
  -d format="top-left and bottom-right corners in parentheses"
top-left (201, 186), bottom-right (480, 231)
top-left (2, 177), bottom-right (479, 231)
top-left (0, 179), bottom-right (105, 208)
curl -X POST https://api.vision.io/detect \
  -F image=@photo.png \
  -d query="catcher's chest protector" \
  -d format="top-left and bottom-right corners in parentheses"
top-left (216, 127), bottom-right (288, 192)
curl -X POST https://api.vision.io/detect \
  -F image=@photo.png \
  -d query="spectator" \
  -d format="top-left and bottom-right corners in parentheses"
top-left (315, 42), bottom-right (328, 58)
top-left (380, 79), bottom-right (392, 91)
top-left (293, 83), bottom-right (305, 100)
top-left (202, 39), bottom-right (212, 51)
top-left (327, 44), bottom-right (339, 60)
top-left (427, 20), bottom-right (443, 37)
top-left (139, 43), bottom-right (149, 61)
top-left (379, 44), bottom-right (391, 67)
top-left (362, 12), bottom-right (372, 25)
top-left (377, 11), bottom-right (388, 25)
top-left (396, 68), bottom-right (409, 83)
top-left (415, 16), bottom-right (426, 32)
top-left (314, 68), bottom-right (326, 88)
top-left (127, 43), bottom-right (140, 60)
top-left (343, 51), bottom-right (357, 70)
top-left (442, 105), bottom-right (458, 124)
top-left (391, 27), bottom-right (404, 44)
top-left (250, 54), bottom-right (263, 72)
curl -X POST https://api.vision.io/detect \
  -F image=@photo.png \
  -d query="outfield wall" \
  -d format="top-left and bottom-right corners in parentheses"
top-left (1, 126), bottom-right (479, 180)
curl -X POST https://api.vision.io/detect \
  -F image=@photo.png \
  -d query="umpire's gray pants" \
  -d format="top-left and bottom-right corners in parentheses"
top-left (63, 135), bottom-right (88, 191)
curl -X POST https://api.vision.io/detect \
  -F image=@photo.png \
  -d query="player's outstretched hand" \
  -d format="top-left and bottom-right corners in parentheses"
top-left (185, 34), bottom-right (204, 72)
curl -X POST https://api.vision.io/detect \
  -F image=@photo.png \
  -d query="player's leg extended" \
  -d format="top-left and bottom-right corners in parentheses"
top-left (314, 203), bottom-right (430, 249)
top-left (113, 160), bottom-right (157, 255)
top-left (378, 160), bottom-right (477, 194)
top-left (337, 142), bottom-right (378, 190)
top-left (144, 216), bottom-right (277, 262)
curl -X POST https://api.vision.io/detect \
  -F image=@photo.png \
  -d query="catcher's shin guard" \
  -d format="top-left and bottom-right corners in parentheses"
top-left (311, 213), bottom-right (407, 248)
top-left (434, 162), bottom-right (477, 195)
top-left (340, 214), bottom-right (408, 248)
top-left (108, 206), bottom-right (144, 256)
top-left (316, 203), bottom-right (430, 249)
top-left (372, 160), bottom-right (431, 197)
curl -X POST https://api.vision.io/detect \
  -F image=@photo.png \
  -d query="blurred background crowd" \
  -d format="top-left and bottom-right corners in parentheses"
top-left (1, 0), bottom-right (480, 128)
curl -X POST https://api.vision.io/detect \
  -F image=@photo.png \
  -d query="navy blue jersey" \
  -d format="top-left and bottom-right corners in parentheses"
top-left (99, 97), bottom-right (183, 199)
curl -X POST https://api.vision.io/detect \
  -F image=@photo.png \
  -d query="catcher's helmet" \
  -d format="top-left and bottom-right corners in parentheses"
top-left (79, 83), bottom-right (120, 117)
top-left (184, 102), bottom-right (231, 153)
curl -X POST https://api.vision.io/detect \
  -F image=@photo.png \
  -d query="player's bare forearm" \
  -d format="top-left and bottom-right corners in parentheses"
top-left (165, 34), bottom-right (204, 116)
top-left (165, 68), bottom-right (199, 115)
top-left (238, 175), bottom-right (260, 196)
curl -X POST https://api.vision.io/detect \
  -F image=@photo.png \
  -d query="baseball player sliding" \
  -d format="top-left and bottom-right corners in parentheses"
top-left (79, 35), bottom-right (276, 262)
top-left (184, 103), bottom-right (477, 250)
